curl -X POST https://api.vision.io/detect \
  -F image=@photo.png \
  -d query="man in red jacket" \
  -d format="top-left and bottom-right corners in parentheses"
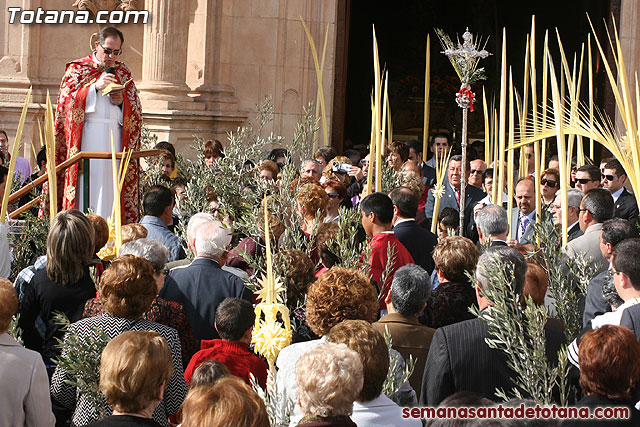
top-left (360, 192), bottom-right (414, 311)
top-left (184, 298), bottom-right (267, 389)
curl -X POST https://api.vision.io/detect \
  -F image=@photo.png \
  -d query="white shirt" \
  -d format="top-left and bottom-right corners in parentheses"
top-left (611, 187), bottom-right (624, 202)
top-left (394, 218), bottom-right (415, 226)
top-left (352, 394), bottom-right (422, 426)
top-left (591, 297), bottom-right (640, 329)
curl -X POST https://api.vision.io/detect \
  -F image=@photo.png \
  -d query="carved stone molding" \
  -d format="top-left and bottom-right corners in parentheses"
top-left (72, 0), bottom-right (137, 16)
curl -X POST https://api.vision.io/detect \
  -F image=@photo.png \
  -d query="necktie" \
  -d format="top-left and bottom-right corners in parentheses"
top-left (519, 215), bottom-right (530, 241)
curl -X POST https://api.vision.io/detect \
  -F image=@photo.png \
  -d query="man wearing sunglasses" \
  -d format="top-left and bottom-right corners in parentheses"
top-left (574, 165), bottom-right (601, 193)
top-left (601, 159), bottom-right (638, 227)
top-left (54, 26), bottom-right (142, 223)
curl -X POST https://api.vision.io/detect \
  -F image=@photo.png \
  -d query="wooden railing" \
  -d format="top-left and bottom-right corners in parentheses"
top-left (8, 149), bottom-right (166, 219)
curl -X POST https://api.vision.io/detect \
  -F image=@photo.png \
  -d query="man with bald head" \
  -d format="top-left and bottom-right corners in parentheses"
top-left (469, 159), bottom-right (487, 189)
top-left (509, 178), bottom-right (537, 246)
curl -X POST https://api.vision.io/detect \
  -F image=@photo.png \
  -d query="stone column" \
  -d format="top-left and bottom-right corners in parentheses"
top-left (617, 0), bottom-right (638, 134)
top-left (137, 0), bottom-right (202, 111)
top-left (191, 0), bottom-right (239, 112)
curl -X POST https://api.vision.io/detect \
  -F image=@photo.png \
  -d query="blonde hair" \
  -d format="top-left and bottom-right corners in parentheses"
top-left (99, 331), bottom-right (173, 413)
top-left (46, 210), bottom-right (94, 286)
top-left (181, 376), bottom-right (269, 427)
top-left (397, 170), bottom-right (425, 197)
top-left (0, 278), bottom-right (18, 333)
top-left (121, 223), bottom-right (148, 244)
top-left (296, 342), bottom-right (363, 417)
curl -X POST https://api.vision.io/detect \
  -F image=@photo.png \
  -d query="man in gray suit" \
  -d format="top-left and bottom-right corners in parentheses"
top-left (475, 204), bottom-right (509, 248)
top-left (565, 188), bottom-right (614, 276)
top-left (509, 178), bottom-right (537, 246)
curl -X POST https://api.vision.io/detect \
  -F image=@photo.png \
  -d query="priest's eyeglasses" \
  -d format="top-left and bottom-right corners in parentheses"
top-left (99, 44), bottom-right (122, 56)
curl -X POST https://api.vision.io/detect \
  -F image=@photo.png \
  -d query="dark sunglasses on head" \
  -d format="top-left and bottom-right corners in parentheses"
top-left (99, 43), bottom-right (122, 56)
top-left (327, 192), bottom-right (340, 198)
top-left (601, 174), bottom-right (616, 181)
top-left (575, 178), bottom-right (597, 184)
top-left (541, 178), bottom-right (557, 187)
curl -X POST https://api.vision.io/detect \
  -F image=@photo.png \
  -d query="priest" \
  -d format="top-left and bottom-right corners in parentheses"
top-left (53, 26), bottom-right (142, 223)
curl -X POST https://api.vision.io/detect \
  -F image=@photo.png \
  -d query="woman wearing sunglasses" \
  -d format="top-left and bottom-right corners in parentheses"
top-left (540, 168), bottom-right (560, 213)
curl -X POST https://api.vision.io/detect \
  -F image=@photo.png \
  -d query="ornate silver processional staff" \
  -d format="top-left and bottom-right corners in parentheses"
top-left (436, 28), bottom-right (490, 232)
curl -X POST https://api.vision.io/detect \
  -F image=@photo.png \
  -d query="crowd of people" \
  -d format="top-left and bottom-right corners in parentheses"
top-left (1, 131), bottom-right (640, 427)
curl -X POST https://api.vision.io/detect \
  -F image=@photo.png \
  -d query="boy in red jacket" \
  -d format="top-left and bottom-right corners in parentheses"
top-left (184, 298), bottom-right (267, 388)
top-left (360, 192), bottom-right (414, 310)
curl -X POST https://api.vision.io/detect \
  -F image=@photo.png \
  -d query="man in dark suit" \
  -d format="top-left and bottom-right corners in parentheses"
top-left (160, 218), bottom-right (253, 344)
top-left (390, 186), bottom-right (437, 274)
top-left (373, 264), bottom-right (435, 393)
top-left (424, 155), bottom-right (486, 237)
top-left (602, 159), bottom-right (638, 227)
top-left (569, 238), bottom-right (640, 368)
top-left (621, 303), bottom-right (640, 342)
top-left (475, 203), bottom-right (509, 248)
top-left (420, 246), bottom-right (564, 405)
top-left (583, 219), bottom-right (638, 328)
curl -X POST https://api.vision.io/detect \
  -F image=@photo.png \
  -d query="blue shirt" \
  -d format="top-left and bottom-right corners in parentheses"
top-left (140, 215), bottom-right (185, 262)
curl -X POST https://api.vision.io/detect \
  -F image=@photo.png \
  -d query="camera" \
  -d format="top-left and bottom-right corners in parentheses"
top-left (331, 162), bottom-right (351, 174)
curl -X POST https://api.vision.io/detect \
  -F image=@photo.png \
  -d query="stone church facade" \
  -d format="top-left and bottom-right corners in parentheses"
top-left (0, 0), bottom-right (338, 160)
top-left (1, 0), bottom-right (640, 165)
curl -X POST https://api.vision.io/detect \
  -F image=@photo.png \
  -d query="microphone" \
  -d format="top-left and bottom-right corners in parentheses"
top-left (106, 66), bottom-right (116, 75)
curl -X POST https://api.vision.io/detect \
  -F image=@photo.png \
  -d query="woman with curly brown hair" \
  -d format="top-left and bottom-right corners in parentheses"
top-left (296, 183), bottom-right (329, 236)
top-left (419, 236), bottom-right (479, 329)
top-left (51, 255), bottom-right (188, 427)
top-left (275, 267), bottom-right (379, 426)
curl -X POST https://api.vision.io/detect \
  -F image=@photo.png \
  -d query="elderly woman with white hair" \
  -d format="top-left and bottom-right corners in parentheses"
top-left (295, 342), bottom-right (363, 427)
top-left (83, 238), bottom-right (197, 368)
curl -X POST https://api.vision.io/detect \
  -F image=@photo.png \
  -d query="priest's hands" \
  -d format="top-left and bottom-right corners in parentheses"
top-left (108, 90), bottom-right (124, 106)
top-left (95, 73), bottom-right (117, 91)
